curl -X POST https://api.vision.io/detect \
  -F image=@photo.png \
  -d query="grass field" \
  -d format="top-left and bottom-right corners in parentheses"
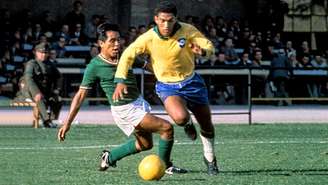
top-left (0, 124), bottom-right (328, 185)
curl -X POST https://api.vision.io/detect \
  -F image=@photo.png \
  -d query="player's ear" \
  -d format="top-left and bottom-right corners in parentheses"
top-left (97, 40), bottom-right (104, 47)
top-left (154, 16), bottom-right (159, 24)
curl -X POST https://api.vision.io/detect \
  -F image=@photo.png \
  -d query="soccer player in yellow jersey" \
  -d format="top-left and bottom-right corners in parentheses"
top-left (113, 1), bottom-right (219, 175)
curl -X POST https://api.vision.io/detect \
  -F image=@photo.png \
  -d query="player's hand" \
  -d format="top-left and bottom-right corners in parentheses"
top-left (189, 43), bottom-right (205, 56)
top-left (57, 124), bottom-right (70, 142)
top-left (112, 83), bottom-right (128, 102)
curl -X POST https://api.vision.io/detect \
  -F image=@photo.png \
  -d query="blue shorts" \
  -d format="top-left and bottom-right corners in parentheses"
top-left (155, 73), bottom-right (209, 107)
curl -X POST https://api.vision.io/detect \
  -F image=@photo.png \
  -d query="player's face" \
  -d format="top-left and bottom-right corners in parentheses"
top-left (99, 31), bottom-right (120, 59)
top-left (154, 12), bottom-right (177, 37)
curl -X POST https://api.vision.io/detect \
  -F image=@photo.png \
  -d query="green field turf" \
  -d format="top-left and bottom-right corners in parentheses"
top-left (0, 124), bottom-right (328, 185)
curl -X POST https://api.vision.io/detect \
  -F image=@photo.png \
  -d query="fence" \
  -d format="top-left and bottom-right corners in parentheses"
top-left (57, 65), bottom-right (328, 125)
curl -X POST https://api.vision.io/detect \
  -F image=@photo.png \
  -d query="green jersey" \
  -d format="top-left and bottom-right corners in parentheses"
top-left (80, 55), bottom-right (140, 106)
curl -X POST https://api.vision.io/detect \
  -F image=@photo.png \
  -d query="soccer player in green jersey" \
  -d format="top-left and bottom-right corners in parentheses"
top-left (57, 23), bottom-right (186, 174)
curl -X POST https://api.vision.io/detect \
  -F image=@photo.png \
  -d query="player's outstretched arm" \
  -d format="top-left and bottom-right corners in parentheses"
top-left (57, 88), bottom-right (88, 142)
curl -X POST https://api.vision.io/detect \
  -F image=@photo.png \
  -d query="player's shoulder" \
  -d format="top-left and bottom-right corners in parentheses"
top-left (136, 27), bottom-right (156, 42)
top-left (86, 56), bottom-right (101, 69)
top-left (179, 22), bottom-right (198, 31)
top-left (89, 55), bottom-right (101, 64)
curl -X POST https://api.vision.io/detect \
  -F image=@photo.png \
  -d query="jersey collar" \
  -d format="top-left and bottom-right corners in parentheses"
top-left (98, 54), bottom-right (118, 65)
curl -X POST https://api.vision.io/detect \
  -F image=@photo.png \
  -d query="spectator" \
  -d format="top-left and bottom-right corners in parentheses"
top-left (137, 25), bottom-right (147, 35)
top-left (297, 41), bottom-right (311, 61)
top-left (299, 54), bottom-right (312, 68)
top-left (255, 31), bottom-right (264, 49)
top-left (253, 49), bottom-right (263, 66)
top-left (272, 33), bottom-right (283, 49)
top-left (252, 49), bottom-right (266, 97)
top-left (207, 52), bottom-right (234, 104)
top-left (38, 34), bottom-right (49, 45)
top-left (262, 42), bottom-right (275, 61)
top-left (84, 14), bottom-right (101, 43)
top-left (228, 19), bottom-right (240, 40)
top-left (288, 51), bottom-right (301, 68)
top-left (40, 10), bottom-right (57, 33)
top-left (285, 41), bottom-right (296, 56)
top-left (237, 51), bottom-right (253, 104)
top-left (0, 48), bottom-right (17, 97)
top-left (240, 51), bottom-right (253, 66)
top-left (215, 16), bottom-right (228, 40)
top-left (64, 0), bottom-right (86, 29)
top-left (126, 26), bottom-right (138, 45)
top-left (69, 23), bottom-right (88, 45)
top-left (268, 53), bottom-right (292, 105)
top-left (184, 15), bottom-right (194, 25)
top-left (222, 38), bottom-right (240, 65)
top-left (21, 43), bottom-right (62, 128)
top-left (201, 14), bottom-right (215, 35)
top-left (239, 27), bottom-right (251, 49)
top-left (22, 26), bottom-right (33, 44)
top-left (52, 36), bottom-right (67, 58)
top-left (32, 23), bottom-right (43, 43)
top-left (207, 27), bottom-right (220, 50)
top-left (310, 52), bottom-right (327, 97)
top-left (147, 21), bottom-right (156, 29)
top-left (56, 24), bottom-right (71, 44)
top-left (49, 48), bottom-right (58, 65)
top-left (10, 31), bottom-right (24, 57)
top-left (298, 54), bottom-right (317, 97)
top-left (311, 52), bottom-right (327, 68)
top-left (85, 43), bottom-right (99, 64)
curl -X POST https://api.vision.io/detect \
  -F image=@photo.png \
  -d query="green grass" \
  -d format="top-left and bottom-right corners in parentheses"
top-left (0, 124), bottom-right (328, 185)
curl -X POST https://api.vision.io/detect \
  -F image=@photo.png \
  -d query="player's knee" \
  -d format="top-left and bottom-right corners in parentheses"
top-left (160, 122), bottom-right (173, 139)
top-left (173, 116), bottom-right (189, 126)
top-left (140, 141), bottom-right (153, 151)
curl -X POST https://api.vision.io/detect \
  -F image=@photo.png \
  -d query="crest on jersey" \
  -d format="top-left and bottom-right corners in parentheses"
top-left (178, 38), bottom-right (186, 48)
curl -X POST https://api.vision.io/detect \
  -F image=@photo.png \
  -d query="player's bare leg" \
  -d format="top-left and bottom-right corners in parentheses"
top-left (163, 95), bottom-right (197, 140)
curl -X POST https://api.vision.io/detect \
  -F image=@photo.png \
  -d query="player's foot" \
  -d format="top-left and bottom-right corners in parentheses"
top-left (184, 122), bottom-right (197, 141)
top-left (99, 150), bottom-right (116, 171)
top-left (203, 156), bottom-right (219, 175)
top-left (165, 162), bottom-right (188, 175)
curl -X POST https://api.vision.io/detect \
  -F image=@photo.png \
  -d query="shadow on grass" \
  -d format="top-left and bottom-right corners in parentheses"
top-left (161, 178), bottom-right (206, 182)
top-left (222, 169), bottom-right (328, 176)
top-left (160, 170), bottom-right (208, 182)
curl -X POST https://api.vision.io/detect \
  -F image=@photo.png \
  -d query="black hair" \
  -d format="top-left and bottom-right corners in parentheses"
top-left (97, 23), bottom-right (120, 41)
top-left (154, 1), bottom-right (177, 16)
top-left (73, 0), bottom-right (82, 7)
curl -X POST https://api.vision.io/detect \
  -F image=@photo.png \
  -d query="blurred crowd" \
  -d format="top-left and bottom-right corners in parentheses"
top-left (1, 1), bottom-right (328, 105)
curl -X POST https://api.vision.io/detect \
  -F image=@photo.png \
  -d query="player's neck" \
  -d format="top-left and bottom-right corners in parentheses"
top-left (99, 54), bottom-right (118, 64)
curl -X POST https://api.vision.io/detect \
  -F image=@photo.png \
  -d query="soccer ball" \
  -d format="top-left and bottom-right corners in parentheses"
top-left (138, 154), bottom-right (166, 181)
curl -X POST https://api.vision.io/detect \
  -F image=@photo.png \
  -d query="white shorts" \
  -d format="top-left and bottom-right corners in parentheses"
top-left (111, 96), bottom-right (151, 136)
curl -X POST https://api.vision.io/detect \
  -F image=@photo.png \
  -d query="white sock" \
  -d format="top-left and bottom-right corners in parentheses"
top-left (200, 134), bottom-right (215, 162)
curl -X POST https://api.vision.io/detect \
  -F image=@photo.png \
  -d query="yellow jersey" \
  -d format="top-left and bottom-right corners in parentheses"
top-left (115, 22), bottom-right (214, 83)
